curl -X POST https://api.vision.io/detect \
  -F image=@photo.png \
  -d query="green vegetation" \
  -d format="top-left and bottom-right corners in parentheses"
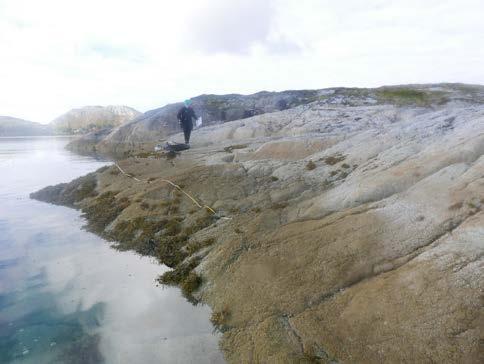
top-left (68, 176), bottom-right (98, 203)
top-left (109, 216), bottom-right (166, 251)
top-left (270, 176), bottom-right (279, 181)
top-left (180, 272), bottom-right (202, 297)
top-left (158, 258), bottom-right (202, 302)
top-left (158, 258), bottom-right (200, 286)
top-left (156, 235), bottom-right (189, 267)
top-left (375, 87), bottom-right (450, 106)
top-left (81, 191), bottom-right (129, 234)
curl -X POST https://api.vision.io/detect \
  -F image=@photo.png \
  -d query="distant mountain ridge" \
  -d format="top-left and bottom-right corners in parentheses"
top-left (0, 116), bottom-right (53, 137)
top-left (50, 105), bottom-right (141, 134)
top-left (1, 105), bottom-right (141, 137)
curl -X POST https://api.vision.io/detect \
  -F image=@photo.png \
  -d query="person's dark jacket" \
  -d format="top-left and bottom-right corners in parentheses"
top-left (177, 106), bottom-right (197, 130)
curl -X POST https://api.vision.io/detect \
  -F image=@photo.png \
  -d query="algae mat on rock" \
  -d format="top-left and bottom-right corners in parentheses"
top-left (33, 85), bottom-right (484, 363)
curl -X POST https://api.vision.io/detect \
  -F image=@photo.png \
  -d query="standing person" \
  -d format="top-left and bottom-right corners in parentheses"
top-left (177, 99), bottom-right (198, 145)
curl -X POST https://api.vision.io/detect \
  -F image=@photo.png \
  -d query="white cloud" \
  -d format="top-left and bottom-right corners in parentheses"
top-left (0, 0), bottom-right (483, 123)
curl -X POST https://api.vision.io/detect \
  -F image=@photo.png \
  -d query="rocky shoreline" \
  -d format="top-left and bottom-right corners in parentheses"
top-left (31, 85), bottom-right (484, 363)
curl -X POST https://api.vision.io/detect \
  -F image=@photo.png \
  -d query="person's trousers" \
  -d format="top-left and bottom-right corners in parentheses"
top-left (182, 124), bottom-right (192, 144)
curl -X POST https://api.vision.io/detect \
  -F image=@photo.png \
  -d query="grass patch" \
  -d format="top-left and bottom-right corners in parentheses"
top-left (321, 154), bottom-right (346, 165)
top-left (271, 202), bottom-right (288, 209)
top-left (270, 176), bottom-right (279, 182)
top-left (375, 87), bottom-right (449, 106)
top-left (306, 160), bottom-right (316, 170)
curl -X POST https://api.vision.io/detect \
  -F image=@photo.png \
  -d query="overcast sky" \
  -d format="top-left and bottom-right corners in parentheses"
top-left (1, 0), bottom-right (483, 123)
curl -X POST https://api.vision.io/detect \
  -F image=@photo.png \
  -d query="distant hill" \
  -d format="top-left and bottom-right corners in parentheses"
top-left (0, 116), bottom-right (53, 136)
top-left (50, 105), bottom-right (141, 134)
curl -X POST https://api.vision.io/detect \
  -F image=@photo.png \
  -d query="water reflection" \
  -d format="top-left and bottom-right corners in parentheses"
top-left (0, 137), bottom-right (224, 363)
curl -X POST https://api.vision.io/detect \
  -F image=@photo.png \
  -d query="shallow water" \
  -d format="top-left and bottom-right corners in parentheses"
top-left (0, 137), bottom-right (224, 364)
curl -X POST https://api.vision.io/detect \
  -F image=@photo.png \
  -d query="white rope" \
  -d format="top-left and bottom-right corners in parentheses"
top-left (114, 162), bottom-right (227, 218)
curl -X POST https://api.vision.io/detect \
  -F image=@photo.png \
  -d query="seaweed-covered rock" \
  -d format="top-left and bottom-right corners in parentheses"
top-left (30, 172), bottom-right (99, 206)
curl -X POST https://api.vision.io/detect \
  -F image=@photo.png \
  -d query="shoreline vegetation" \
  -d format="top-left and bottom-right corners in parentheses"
top-left (31, 84), bottom-right (484, 363)
top-left (30, 163), bottom-right (219, 303)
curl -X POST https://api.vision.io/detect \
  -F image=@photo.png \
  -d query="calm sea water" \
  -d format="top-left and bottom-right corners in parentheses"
top-left (0, 137), bottom-right (224, 364)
